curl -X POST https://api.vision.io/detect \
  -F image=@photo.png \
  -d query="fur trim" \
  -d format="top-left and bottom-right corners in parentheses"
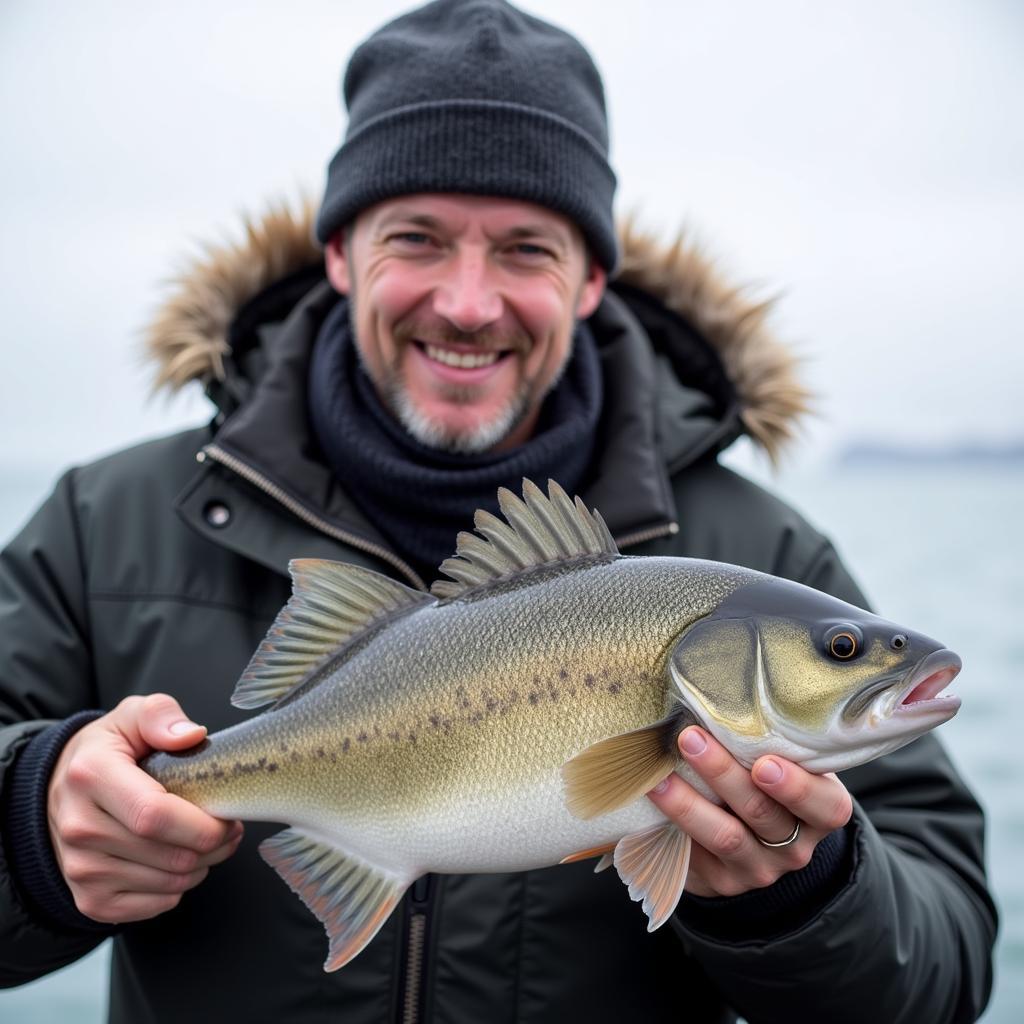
top-left (145, 201), bottom-right (808, 459)
top-left (616, 219), bottom-right (810, 462)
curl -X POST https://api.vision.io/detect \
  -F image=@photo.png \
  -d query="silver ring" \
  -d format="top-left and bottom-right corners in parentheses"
top-left (755, 820), bottom-right (801, 848)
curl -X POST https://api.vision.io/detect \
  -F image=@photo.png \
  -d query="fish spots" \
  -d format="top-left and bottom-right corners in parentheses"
top-left (528, 691), bottom-right (540, 705)
top-left (342, 737), bottom-right (351, 753)
top-left (608, 681), bottom-right (622, 695)
top-left (267, 762), bottom-right (278, 773)
top-left (584, 674), bottom-right (595, 689)
top-left (357, 732), bottom-right (368, 743)
top-left (559, 669), bottom-right (569, 680)
top-left (316, 747), bottom-right (326, 759)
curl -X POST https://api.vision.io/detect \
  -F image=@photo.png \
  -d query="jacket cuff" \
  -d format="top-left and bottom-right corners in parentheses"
top-left (1, 710), bottom-right (117, 933)
top-left (674, 822), bottom-right (854, 942)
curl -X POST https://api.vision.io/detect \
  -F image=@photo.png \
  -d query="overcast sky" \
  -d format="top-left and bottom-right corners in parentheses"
top-left (1, 0), bottom-right (1021, 483)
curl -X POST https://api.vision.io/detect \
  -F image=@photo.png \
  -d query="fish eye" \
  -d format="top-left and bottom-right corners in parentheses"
top-left (890, 633), bottom-right (908, 651)
top-left (825, 625), bottom-right (862, 660)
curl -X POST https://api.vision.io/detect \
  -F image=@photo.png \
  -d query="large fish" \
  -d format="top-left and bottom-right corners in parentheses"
top-left (143, 480), bottom-right (962, 970)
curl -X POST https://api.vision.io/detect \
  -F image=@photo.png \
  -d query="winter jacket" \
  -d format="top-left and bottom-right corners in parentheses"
top-left (0, 206), bottom-right (996, 1023)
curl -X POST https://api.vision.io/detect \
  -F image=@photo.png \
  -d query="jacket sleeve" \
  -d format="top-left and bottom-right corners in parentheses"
top-left (0, 471), bottom-right (110, 986)
top-left (673, 533), bottom-right (997, 1024)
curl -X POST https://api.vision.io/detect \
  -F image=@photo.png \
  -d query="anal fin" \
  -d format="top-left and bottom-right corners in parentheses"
top-left (614, 822), bottom-right (692, 932)
top-left (559, 841), bottom-right (617, 866)
top-left (594, 853), bottom-right (614, 873)
top-left (259, 828), bottom-right (410, 971)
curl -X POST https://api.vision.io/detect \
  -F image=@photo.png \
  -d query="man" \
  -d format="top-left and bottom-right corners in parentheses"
top-left (0, 1), bottom-right (996, 1021)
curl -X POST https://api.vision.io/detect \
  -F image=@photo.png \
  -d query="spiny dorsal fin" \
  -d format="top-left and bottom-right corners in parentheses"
top-left (231, 559), bottom-right (432, 710)
top-left (259, 828), bottom-right (411, 971)
top-left (614, 822), bottom-right (692, 931)
top-left (431, 479), bottom-right (619, 599)
top-left (562, 706), bottom-right (693, 819)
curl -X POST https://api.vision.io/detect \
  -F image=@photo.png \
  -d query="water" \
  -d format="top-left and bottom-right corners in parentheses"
top-left (0, 462), bottom-right (1020, 1021)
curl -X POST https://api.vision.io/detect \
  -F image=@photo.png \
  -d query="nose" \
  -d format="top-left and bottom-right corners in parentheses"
top-left (432, 251), bottom-right (503, 333)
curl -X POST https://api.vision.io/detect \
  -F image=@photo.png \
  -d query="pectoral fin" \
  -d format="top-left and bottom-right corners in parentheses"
top-left (561, 707), bottom-right (692, 820)
top-left (259, 829), bottom-right (410, 972)
top-left (614, 822), bottom-right (692, 931)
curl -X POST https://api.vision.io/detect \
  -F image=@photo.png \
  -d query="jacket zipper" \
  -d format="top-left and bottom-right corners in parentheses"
top-left (203, 441), bottom-right (674, 1020)
top-left (198, 444), bottom-right (428, 590)
top-left (614, 521), bottom-right (679, 550)
top-left (399, 875), bottom-right (434, 1024)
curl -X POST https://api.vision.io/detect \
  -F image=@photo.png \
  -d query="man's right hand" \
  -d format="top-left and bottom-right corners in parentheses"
top-left (47, 694), bottom-right (243, 924)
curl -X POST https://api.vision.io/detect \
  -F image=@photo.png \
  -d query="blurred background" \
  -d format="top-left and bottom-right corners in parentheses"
top-left (1, 0), bottom-right (1020, 1019)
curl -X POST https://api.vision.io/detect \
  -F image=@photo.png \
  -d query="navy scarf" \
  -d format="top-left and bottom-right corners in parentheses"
top-left (307, 299), bottom-right (603, 583)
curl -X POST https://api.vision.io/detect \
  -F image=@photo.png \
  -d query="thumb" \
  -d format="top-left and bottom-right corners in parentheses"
top-left (134, 693), bottom-right (207, 753)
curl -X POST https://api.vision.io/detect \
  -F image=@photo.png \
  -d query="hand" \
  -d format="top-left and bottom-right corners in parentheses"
top-left (646, 726), bottom-right (852, 898)
top-left (47, 694), bottom-right (243, 924)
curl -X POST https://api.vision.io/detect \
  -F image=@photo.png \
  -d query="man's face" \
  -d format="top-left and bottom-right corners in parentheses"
top-left (324, 194), bottom-right (606, 454)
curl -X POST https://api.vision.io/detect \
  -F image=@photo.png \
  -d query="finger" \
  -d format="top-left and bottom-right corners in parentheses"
top-left (679, 727), bottom-right (797, 845)
top-left (76, 889), bottom-right (188, 925)
top-left (66, 852), bottom-right (210, 899)
top-left (133, 693), bottom-right (207, 752)
top-left (647, 772), bottom-right (757, 866)
top-left (65, 808), bottom-right (244, 873)
top-left (752, 757), bottom-right (853, 834)
top-left (93, 768), bottom-right (241, 854)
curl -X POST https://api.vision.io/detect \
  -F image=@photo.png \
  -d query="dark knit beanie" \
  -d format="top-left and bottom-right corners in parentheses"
top-left (316, 0), bottom-right (619, 273)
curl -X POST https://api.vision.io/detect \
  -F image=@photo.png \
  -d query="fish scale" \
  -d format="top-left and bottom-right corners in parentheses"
top-left (144, 479), bottom-right (962, 970)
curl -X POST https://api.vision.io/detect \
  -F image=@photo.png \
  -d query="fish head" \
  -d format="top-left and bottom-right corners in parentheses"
top-left (668, 576), bottom-right (961, 773)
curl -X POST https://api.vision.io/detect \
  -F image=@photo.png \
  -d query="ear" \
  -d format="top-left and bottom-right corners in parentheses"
top-left (574, 258), bottom-right (607, 320)
top-left (324, 230), bottom-right (351, 294)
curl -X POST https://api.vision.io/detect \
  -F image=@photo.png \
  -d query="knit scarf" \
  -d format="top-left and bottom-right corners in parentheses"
top-left (307, 298), bottom-right (603, 584)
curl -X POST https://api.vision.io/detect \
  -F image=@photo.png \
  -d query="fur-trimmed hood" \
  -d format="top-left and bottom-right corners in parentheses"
top-left (145, 201), bottom-right (809, 462)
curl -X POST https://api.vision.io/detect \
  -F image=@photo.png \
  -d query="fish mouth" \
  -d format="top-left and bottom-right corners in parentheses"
top-left (893, 649), bottom-right (962, 717)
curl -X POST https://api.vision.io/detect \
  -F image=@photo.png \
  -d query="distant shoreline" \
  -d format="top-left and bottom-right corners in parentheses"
top-left (837, 442), bottom-right (1024, 468)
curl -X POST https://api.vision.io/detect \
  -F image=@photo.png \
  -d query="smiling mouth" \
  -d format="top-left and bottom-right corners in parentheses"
top-left (421, 343), bottom-right (506, 369)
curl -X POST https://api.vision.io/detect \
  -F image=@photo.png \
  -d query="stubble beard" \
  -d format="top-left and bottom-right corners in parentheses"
top-left (352, 310), bottom-right (572, 455)
top-left (386, 375), bottom-right (534, 454)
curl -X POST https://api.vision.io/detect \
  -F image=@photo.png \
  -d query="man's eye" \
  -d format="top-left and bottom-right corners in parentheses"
top-left (390, 232), bottom-right (432, 246)
top-left (511, 243), bottom-right (552, 258)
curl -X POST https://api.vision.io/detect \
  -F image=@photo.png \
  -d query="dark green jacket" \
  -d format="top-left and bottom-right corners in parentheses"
top-left (0, 212), bottom-right (996, 1022)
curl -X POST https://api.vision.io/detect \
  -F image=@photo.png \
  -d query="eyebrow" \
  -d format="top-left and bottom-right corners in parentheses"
top-left (375, 211), bottom-right (445, 231)
top-left (500, 224), bottom-right (571, 248)
top-left (374, 210), bottom-right (571, 249)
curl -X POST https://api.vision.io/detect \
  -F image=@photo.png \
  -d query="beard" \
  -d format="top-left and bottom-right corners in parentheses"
top-left (385, 374), bottom-right (533, 454)
top-left (353, 311), bottom-right (571, 455)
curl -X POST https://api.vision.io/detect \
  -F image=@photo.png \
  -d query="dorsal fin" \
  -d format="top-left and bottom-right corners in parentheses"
top-left (431, 479), bottom-right (619, 599)
top-left (231, 559), bottom-right (432, 710)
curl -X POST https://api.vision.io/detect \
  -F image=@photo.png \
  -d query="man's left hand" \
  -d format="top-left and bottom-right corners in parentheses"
top-left (646, 726), bottom-right (853, 898)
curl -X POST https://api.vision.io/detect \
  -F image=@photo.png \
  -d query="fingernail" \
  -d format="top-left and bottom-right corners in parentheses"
top-left (650, 777), bottom-right (670, 795)
top-left (169, 720), bottom-right (201, 736)
top-left (680, 729), bottom-right (706, 756)
top-left (756, 759), bottom-right (783, 784)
